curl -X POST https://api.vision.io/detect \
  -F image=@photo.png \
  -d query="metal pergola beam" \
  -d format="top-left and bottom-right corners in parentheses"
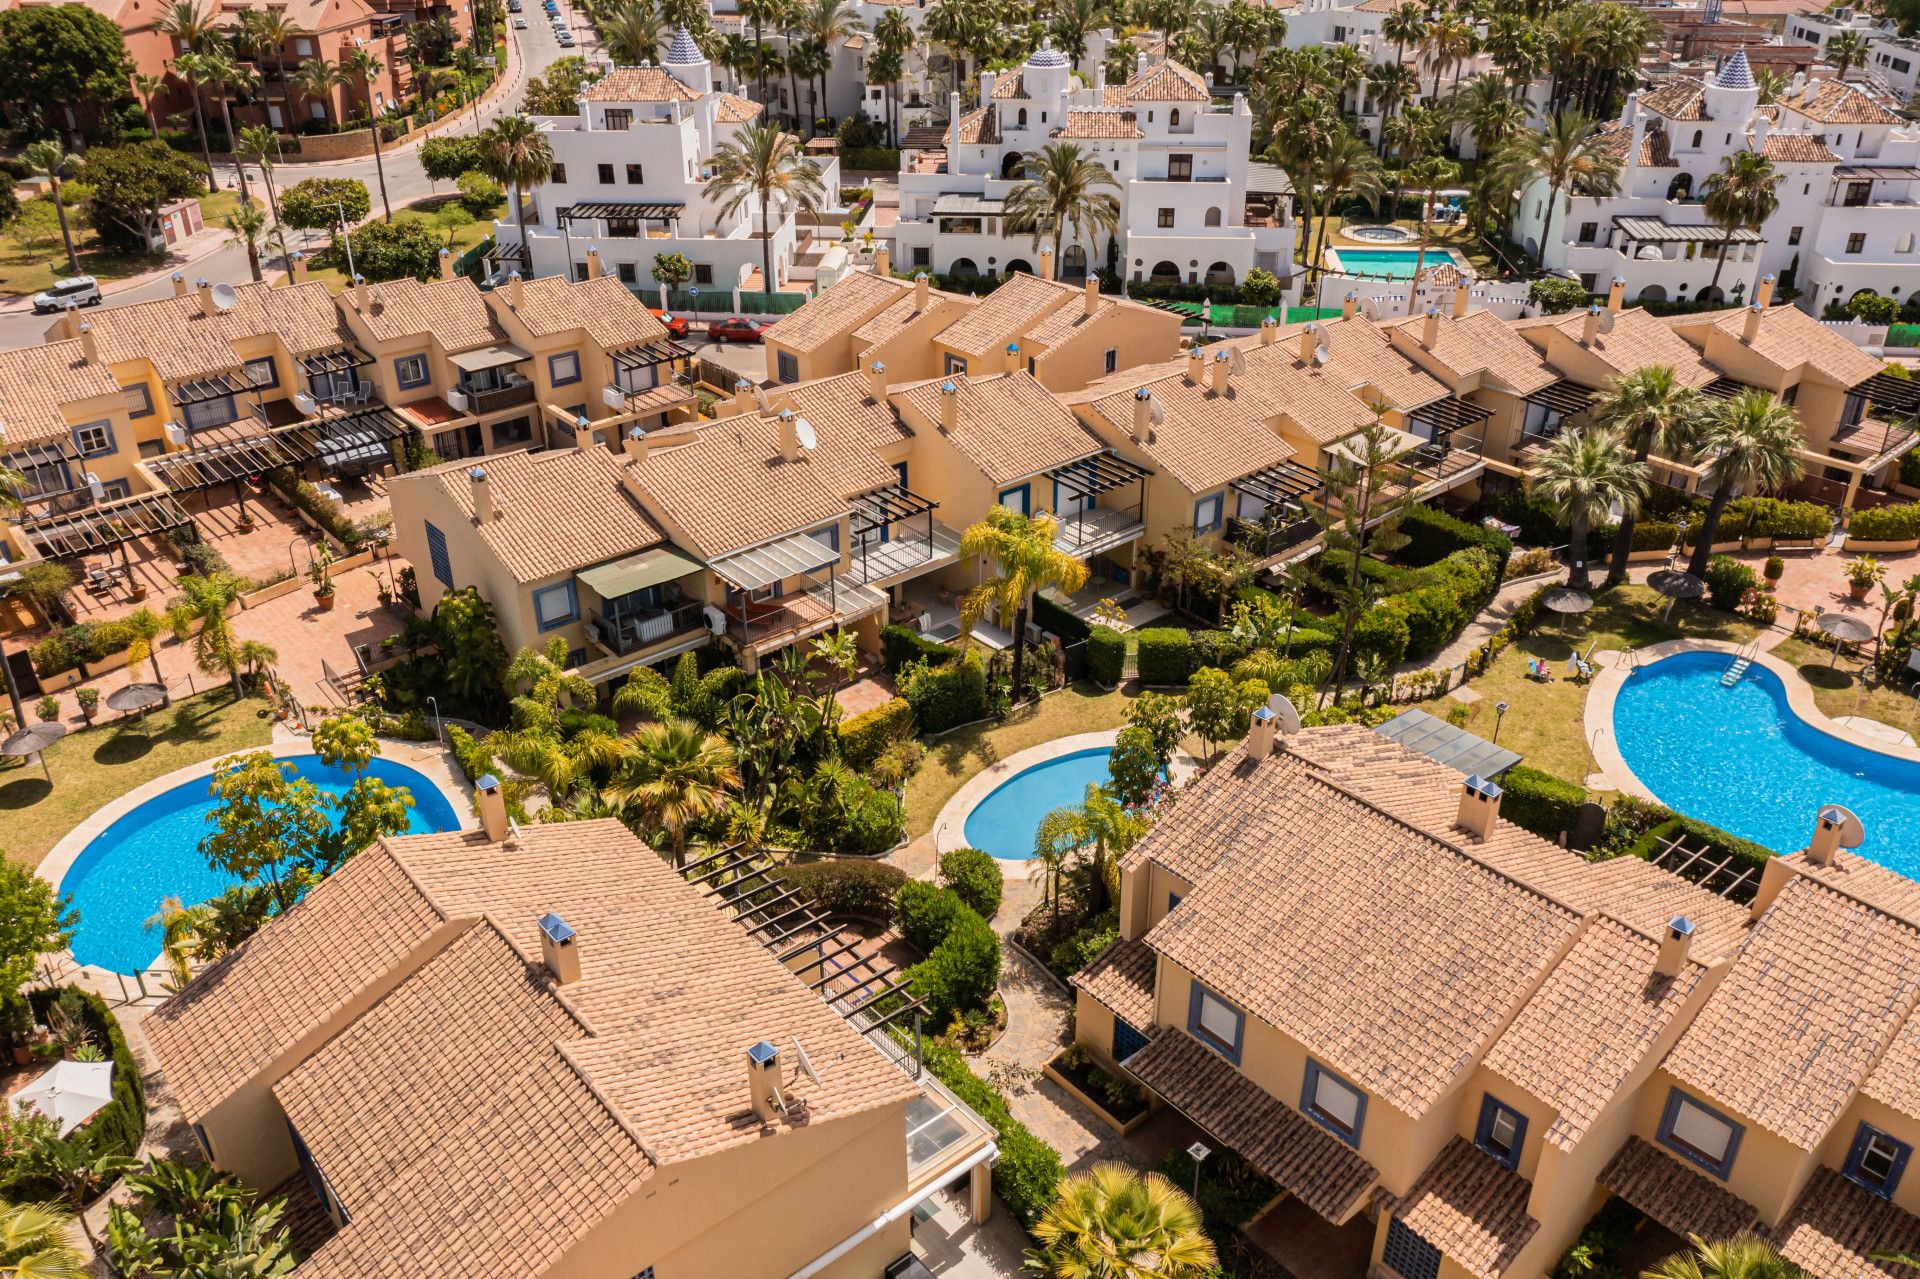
top-left (1860, 371), bottom-right (1920, 416)
top-left (298, 346), bottom-right (374, 377)
top-left (1048, 450), bottom-right (1153, 499)
top-left (1230, 460), bottom-right (1321, 507)
top-left (556, 201), bottom-right (686, 225)
top-left (611, 339), bottom-right (692, 373)
top-left (1412, 396), bottom-right (1494, 433)
top-left (850, 484), bottom-right (939, 538)
top-left (1525, 380), bottom-right (1598, 417)
top-left (21, 491), bottom-right (193, 558)
top-left (1701, 376), bottom-right (1759, 402)
top-left (173, 371), bottom-right (247, 405)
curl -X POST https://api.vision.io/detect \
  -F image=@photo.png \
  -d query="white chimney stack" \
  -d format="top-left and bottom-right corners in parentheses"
top-left (469, 465), bottom-right (494, 524)
top-left (746, 1039), bottom-right (784, 1123)
top-left (1654, 915), bottom-right (1694, 977)
top-left (539, 912), bottom-right (580, 984)
top-left (476, 772), bottom-right (509, 841)
top-left (1456, 774), bottom-right (1503, 843)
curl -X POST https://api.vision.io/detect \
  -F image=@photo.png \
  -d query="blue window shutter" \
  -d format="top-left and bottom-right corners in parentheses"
top-left (425, 521), bottom-right (454, 589)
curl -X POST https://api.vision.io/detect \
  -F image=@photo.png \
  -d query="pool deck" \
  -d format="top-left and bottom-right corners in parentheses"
top-left (34, 724), bottom-right (475, 1000)
top-left (1322, 246), bottom-right (1471, 280)
top-left (1583, 638), bottom-right (1920, 804)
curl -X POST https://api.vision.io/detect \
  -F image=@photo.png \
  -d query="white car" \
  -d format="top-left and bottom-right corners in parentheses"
top-left (513, 16), bottom-right (527, 25)
top-left (31, 275), bottom-right (101, 314)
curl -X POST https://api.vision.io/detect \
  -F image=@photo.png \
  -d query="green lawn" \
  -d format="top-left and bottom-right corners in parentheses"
top-left (1770, 635), bottom-right (1920, 745)
top-left (0, 190), bottom-right (257, 298)
top-left (302, 195), bottom-right (504, 293)
top-left (1413, 586), bottom-right (1761, 784)
top-left (0, 689), bottom-right (273, 867)
top-left (904, 682), bottom-right (1140, 840)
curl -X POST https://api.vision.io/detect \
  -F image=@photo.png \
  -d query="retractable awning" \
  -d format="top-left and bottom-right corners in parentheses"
top-left (710, 531), bottom-right (839, 593)
top-left (577, 547), bottom-right (702, 598)
top-left (449, 343), bottom-right (532, 373)
top-left (174, 371), bottom-right (247, 405)
top-left (1524, 380), bottom-right (1597, 417)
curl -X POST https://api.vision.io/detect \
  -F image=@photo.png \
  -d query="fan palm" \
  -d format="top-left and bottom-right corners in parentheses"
top-left (236, 6), bottom-right (302, 126)
top-left (1404, 154), bottom-right (1460, 297)
top-left (132, 71), bottom-right (167, 136)
top-left (157, 0), bottom-right (218, 53)
top-left (1687, 390), bottom-right (1804, 577)
top-left (239, 124), bottom-right (291, 272)
top-left (799, 0), bottom-right (865, 132)
top-left (1495, 110), bottom-right (1621, 268)
top-left (599, 1), bottom-right (657, 65)
top-left (705, 120), bottom-right (824, 293)
top-left (1532, 426), bottom-right (1647, 591)
top-left (342, 47), bottom-right (391, 220)
top-left (1025, 1162), bottom-right (1217, 1279)
top-left (293, 56), bottom-right (343, 130)
top-left (1366, 62), bottom-right (1417, 155)
top-left (606, 718), bottom-right (740, 865)
top-left (1266, 92), bottom-right (1339, 273)
top-left (738, 0), bottom-right (781, 96)
top-left (958, 506), bottom-right (1089, 707)
top-left (1700, 150), bottom-right (1779, 297)
top-left (1591, 366), bottom-right (1701, 583)
top-left (1825, 28), bottom-right (1870, 78)
top-left (99, 606), bottom-right (171, 702)
top-left (1645, 1234), bottom-right (1806, 1279)
top-left (1308, 129), bottom-right (1384, 281)
top-left (21, 142), bottom-right (83, 276)
top-left (1447, 74), bottom-right (1528, 157)
top-left (200, 49), bottom-right (259, 203)
top-left (1381, 0), bottom-right (1424, 65)
top-left (479, 114), bottom-right (554, 269)
top-left (165, 571), bottom-right (251, 697)
top-left (226, 203), bottom-right (269, 282)
top-left (1003, 142), bottom-right (1122, 269)
top-left (0, 1200), bottom-right (84, 1279)
top-left (1420, 11), bottom-right (1476, 99)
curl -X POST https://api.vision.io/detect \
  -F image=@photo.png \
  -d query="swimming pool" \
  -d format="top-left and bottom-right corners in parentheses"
top-left (963, 747), bottom-right (1115, 860)
top-left (1324, 247), bottom-right (1468, 281)
top-left (57, 754), bottom-right (461, 974)
top-left (1612, 651), bottom-right (1920, 870)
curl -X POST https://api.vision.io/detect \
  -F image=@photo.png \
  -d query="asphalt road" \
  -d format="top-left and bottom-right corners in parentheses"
top-left (0, 4), bottom-right (593, 351)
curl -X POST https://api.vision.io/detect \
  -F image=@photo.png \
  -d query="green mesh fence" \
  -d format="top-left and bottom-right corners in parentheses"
top-left (1164, 302), bottom-right (1344, 327)
top-left (1889, 323), bottom-right (1920, 350)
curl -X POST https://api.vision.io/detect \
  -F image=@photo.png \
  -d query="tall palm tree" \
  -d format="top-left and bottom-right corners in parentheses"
top-left (800, 0), bottom-right (865, 132)
top-left (227, 203), bottom-right (269, 281)
top-left (872, 8), bottom-right (913, 144)
top-left (237, 6), bottom-right (303, 130)
top-left (131, 71), bottom-right (166, 137)
top-left (1308, 129), bottom-right (1384, 282)
top-left (342, 47), bottom-right (392, 221)
top-left (22, 142), bottom-right (83, 276)
top-left (738, 0), bottom-right (780, 98)
top-left (1268, 92), bottom-right (1339, 275)
top-left (1003, 142), bottom-right (1122, 270)
top-left (157, 0), bottom-right (218, 54)
top-left (239, 124), bottom-right (290, 271)
top-left (1645, 1234), bottom-right (1804, 1279)
top-left (607, 718), bottom-right (740, 865)
top-left (479, 114), bottom-right (553, 265)
top-left (170, 51), bottom-right (222, 194)
top-left (1382, 1), bottom-right (1425, 68)
top-left (1687, 390), bottom-right (1804, 577)
top-left (1050, 0), bottom-right (1104, 64)
top-left (958, 506), bottom-right (1089, 706)
top-left (196, 48), bottom-right (257, 204)
top-left (293, 56), bottom-right (344, 130)
top-left (1420, 11), bottom-right (1476, 99)
top-left (165, 571), bottom-right (251, 697)
top-left (1367, 62), bottom-right (1417, 156)
top-left (1825, 28), bottom-right (1870, 78)
top-left (1026, 1163), bottom-right (1217, 1279)
top-left (1700, 150), bottom-right (1779, 298)
top-left (1447, 74), bottom-right (1528, 158)
top-left (599, 0), bottom-right (657, 66)
top-left (1404, 154), bottom-right (1460, 301)
top-left (1533, 426), bottom-right (1647, 591)
top-left (1592, 366), bottom-right (1701, 583)
top-left (705, 119), bottom-right (824, 292)
top-left (1496, 110), bottom-right (1621, 268)
top-left (0, 1200), bottom-right (85, 1278)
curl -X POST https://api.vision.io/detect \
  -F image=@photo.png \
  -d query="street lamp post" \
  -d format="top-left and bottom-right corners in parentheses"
top-left (1187, 1141), bottom-right (1211, 1203)
top-left (1494, 700), bottom-right (1509, 744)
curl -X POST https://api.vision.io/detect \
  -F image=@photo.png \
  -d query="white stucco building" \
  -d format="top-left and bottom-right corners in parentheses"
top-left (1515, 50), bottom-right (1920, 313)
top-left (891, 48), bottom-right (1293, 288)
top-left (1782, 6), bottom-right (1920, 101)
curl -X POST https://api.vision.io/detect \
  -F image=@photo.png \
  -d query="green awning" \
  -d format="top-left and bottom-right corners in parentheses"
top-left (577, 547), bottom-right (702, 598)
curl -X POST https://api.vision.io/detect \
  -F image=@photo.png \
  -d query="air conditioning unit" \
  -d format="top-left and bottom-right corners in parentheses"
top-left (446, 390), bottom-right (471, 413)
top-left (602, 385), bottom-right (627, 410)
top-left (164, 421), bottom-right (187, 446)
top-left (703, 604), bottom-right (728, 636)
top-left (293, 391), bottom-right (318, 415)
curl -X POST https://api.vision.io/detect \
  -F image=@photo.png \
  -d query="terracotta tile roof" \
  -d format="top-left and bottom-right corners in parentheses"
top-left (936, 273), bottom-right (1075, 358)
top-left (1383, 310), bottom-right (1560, 397)
top-left (1514, 307), bottom-right (1720, 388)
top-left (715, 91), bottom-right (763, 123)
top-left (1663, 876), bottom-right (1920, 1151)
top-left (1054, 109), bottom-right (1144, 139)
top-left (955, 105), bottom-right (1000, 144)
top-left (1777, 1165), bottom-right (1920, 1279)
top-left (1384, 1138), bottom-right (1539, 1279)
top-left (1678, 304), bottom-right (1886, 388)
top-left (623, 410), bottom-right (853, 557)
top-left (506, 274), bottom-right (670, 352)
top-left (1780, 78), bottom-right (1901, 124)
top-left (78, 280), bottom-right (349, 382)
top-left (1762, 132), bottom-right (1842, 163)
top-left (1118, 58), bottom-right (1211, 101)
top-left (1137, 742), bottom-right (1585, 1119)
top-left (1593, 120), bottom-right (1676, 168)
top-left (779, 373), bottom-right (913, 481)
top-left (349, 277), bottom-right (503, 352)
top-left (1263, 315), bottom-right (1452, 413)
top-left (1482, 919), bottom-right (1708, 1150)
top-left (1067, 362), bottom-right (1299, 494)
top-left (892, 370), bottom-right (1105, 486)
top-left (851, 287), bottom-right (976, 348)
top-left (1787, 849), bottom-right (1920, 925)
top-left (1124, 1030), bottom-right (1378, 1222)
top-left (1417, 262), bottom-right (1466, 288)
top-left (581, 65), bottom-right (701, 101)
top-left (765, 270), bottom-right (909, 354)
top-left (393, 445), bottom-right (666, 582)
top-left (989, 70), bottom-right (1028, 99)
top-left (0, 340), bottom-right (125, 446)
top-left (1641, 79), bottom-right (1711, 120)
top-left (1026, 290), bottom-right (1160, 355)
top-left (1599, 1136), bottom-right (1766, 1240)
top-left (1073, 937), bottom-right (1157, 1029)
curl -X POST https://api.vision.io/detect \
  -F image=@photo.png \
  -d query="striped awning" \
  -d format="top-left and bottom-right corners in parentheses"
top-left (1612, 216), bottom-right (1764, 244)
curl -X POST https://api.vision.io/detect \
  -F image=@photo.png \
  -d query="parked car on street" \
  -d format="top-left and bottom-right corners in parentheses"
top-left (31, 276), bottom-right (101, 314)
top-left (513, 16), bottom-right (527, 26)
top-left (707, 317), bottom-right (766, 343)
top-left (649, 309), bottom-right (690, 337)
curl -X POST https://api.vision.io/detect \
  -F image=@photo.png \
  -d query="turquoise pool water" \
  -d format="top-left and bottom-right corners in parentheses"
top-left (57, 754), bottom-right (461, 974)
top-left (963, 747), bottom-right (1115, 860)
top-left (1327, 248), bottom-right (1463, 280)
top-left (1613, 651), bottom-right (1920, 869)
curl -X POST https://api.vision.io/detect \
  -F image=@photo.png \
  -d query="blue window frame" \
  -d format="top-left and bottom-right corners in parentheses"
top-left (944, 353), bottom-right (968, 376)
top-left (999, 483), bottom-right (1031, 515)
top-left (1301, 1059), bottom-right (1367, 1146)
top-left (1844, 1123), bottom-right (1912, 1199)
top-left (533, 579), bottom-right (579, 631)
top-left (123, 383), bottom-right (154, 418)
top-left (548, 351), bottom-right (582, 386)
top-left (1113, 1017), bottom-right (1149, 1063)
top-left (424, 521), bottom-right (454, 589)
top-left (394, 354), bottom-right (431, 390)
top-left (192, 1123), bottom-right (214, 1160)
top-left (1194, 492), bottom-right (1224, 534)
top-left (1383, 1218), bottom-right (1441, 1279)
top-left (1656, 1088), bottom-right (1743, 1179)
top-left (70, 420), bottom-right (115, 458)
top-left (777, 351), bottom-right (800, 383)
top-left (1167, 891), bottom-right (1182, 912)
top-left (244, 356), bottom-right (279, 389)
top-left (1475, 1095), bottom-right (1527, 1170)
top-left (1186, 980), bottom-right (1244, 1064)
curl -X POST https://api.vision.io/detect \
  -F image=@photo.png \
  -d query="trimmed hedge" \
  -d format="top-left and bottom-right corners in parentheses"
top-left (910, 907), bottom-right (1001, 1026)
top-left (919, 1038), bottom-right (1064, 1226)
top-left (881, 624), bottom-right (957, 675)
top-left (899, 650), bottom-right (990, 733)
top-left (839, 697), bottom-right (915, 770)
top-left (896, 879), bottom-right (966, 953)
top-left (1849, 503), bottom-right (1920, 542)
top-left (1089, 625), bottom-right (1125, 685)
top-left (1032, 592), bottom-right (1091, 643)
top-left (1630, 520), bottom-right (1679, 552)
top-left (1135, 627), bottom-right (1192, 685)
top-left (1400, 503), bottom-right (1514, 580)
top-left (771, 859), bottom-right (906, 915)
top-left (939, 846), bottom-right (1004, 918)
top-left (27, 988), bottom-right (144, 1162)
top-left (1499, 765), bottom-right (1586, 841)
top-left (1703, 555), bottom-right (1759, 611)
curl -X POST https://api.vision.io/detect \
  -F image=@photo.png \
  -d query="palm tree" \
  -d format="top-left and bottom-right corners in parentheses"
top-left (12, 1137), bottom-right (136, 1256)
top-left (165, 571), bottom-right (251, 697)
top-left (1003, 142), bottom-right (1122, 271)
top-left (1308, 129), bottom-right (1384, 282)
top-left (599, 0), bottom-right (657, 66)
top-left (738, 0), bottom-right (780, 97)
top-left (237, 6), bottom-right (302, 129)
top-left (1532, 426), bottom-right (1647, 591)
top-left (226, 204), bottom-right (269, 281)
top-left (132, 71), bottom-right (167, 136)
top-left (107, 606), bottom-right (172, 703)
top-left (1825, 28), bottom-right (1871, 78)
top-left (22, 142), bottom-right (83, 276)
top-left (0, 1200), bottom-right (84, 1278)
top-left (1026, 1163), bottom-right (1217, 1279)
top-left (239, 124), bottom-right (290, 272)
top-left (1448, 74), bottom-right (1527, 158)
top-left (157, 0), bottom-right (218, 54)
top-left (195, 48), bottom-right (257, 204)
top-left (1687, 390), bottom-right (1804, 577)
top-left (958, 506), bottom-right (1089, 707)
top-left (607, 718), bottom-right (739, 865)
top-left (1382, 1), bottom-right (1425, 68)
top-left (1367, 62), bottom-right (1417, 156)
top-left (1496, 110), bottom-right (1622, 268)
top-left (0, 467), bottom-right (23, 517)
top-left (170, 51), bottom-right (222, 194)
top-left (1645, 1234), bottom-right (1805, 1279)
top-left (479, 114), bottom-right (554, 268)
top-left (1268, 92), bottom-right (1339, 275)
top-left (873, 8), bottom-right (913, 143)
top-left (800, 0), bottom-right (865, 132)
top-left (342, 47), bottom-right (392, 221)
top-left (1050, 0), bottom-right (1103, 64)
top-left (1420, 12), bottom-right (1476, 98)
top-left (1592, 366), bottom-right (1701, 584)
top-left (1404, 154), bottom-right (1460, 301)
top-left (1700, 150), bottom-right (1779, 298)
top-left (706, 119), bottom-right (824, 293)
top-left (293, 56), bottom-right (344, 130)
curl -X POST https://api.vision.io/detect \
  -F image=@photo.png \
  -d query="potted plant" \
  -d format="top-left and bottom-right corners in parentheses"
top-left (75, 687), bottom-right (99, 725)
top-left (310, 547), bottom-right (337, 612)
top-left (236, 506), bottom-right (257, 532)
top-left (1847, 555), bottom-right (1885, 601)
top-left (34, 695), bottom-right (59, 723)
top-left (1764, 554), bottom-right (1785, 586)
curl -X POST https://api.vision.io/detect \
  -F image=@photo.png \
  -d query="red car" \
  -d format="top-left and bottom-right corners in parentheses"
top-left (649, 308), bottom-right (690, 338)
top-left (706, 316), bottom-right (766, 343)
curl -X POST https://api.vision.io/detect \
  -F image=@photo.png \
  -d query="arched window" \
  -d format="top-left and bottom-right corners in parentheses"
top-left (1667, 173), bottom-right (1693, 201)
top-left (1170, 109), bottom-right (1181, 127)
top-left (1691, 129), bottom-right (1703, 148)
top-left (1204, 207), bottom-right (1222, 227)
top-left (1017, 108), bottom-right (1027, 127)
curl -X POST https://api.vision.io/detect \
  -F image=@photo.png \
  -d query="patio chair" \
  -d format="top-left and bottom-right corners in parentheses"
top-left (1526, 658), bottom-right (1554, 683)
top-left (1566, 654), bottom-right (1593, 683)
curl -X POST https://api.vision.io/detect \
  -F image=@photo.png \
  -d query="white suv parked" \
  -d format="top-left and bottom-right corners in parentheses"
top-left (32, 275), bottom-right (102, 314)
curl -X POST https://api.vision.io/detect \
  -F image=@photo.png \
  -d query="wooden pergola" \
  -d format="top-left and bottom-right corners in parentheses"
top-left (19, 491), bottom-right (194, 564)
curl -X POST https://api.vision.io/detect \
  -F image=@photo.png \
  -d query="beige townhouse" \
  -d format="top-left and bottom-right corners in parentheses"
top-left (143, 808), bottom-right (996, 1279)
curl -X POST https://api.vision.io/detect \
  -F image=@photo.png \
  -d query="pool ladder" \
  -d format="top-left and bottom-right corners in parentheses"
top-left (1721, 642), bottom-right (1759, 687)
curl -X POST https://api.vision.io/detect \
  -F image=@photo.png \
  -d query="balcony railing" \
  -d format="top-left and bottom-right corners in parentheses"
top-left (455, 382), bottom-right (537, 415)
top-left (586, 600), bottom-right (705, 656)
top-left (1224, 513), bottom-right (1320, 559)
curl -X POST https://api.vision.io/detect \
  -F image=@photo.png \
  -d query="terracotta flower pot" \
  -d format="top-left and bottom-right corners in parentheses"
top-left (316, 591), bottom-right (337, 612)
top-left (1850, 580), bottom-right (1872, 601)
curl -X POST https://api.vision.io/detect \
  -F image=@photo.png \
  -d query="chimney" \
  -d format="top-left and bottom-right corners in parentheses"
top-left (1299, 323), bottom-right (1318, 364)
top-left (1453, 283), bottom-right (1470, 318)
top-left (538, 912), bottom-right (580, 984)
top-left (352, 274), bottom-right (369, 312)
top-left (1210, 350), bottom-right (1230, 395)
top-left (1581, 305), bottom-right (1601, 345)
top-left (1135, 50), bottom-right (1148, 78)
top-left (78, 322), bottom-right (98, 364)
top-left (509, 271), bottom-right (525, 310)
top-left (1005, 341), bottom-right (1022, 375)
top-left (778, 409), bottom-right (806, 461)
top-left (939, 379), bottom-right (959, 431)
top-left (1808, 803), bottom-right (1852, 866)
top-left (1131, 387), bottom-right (1153, 440)
top-left (875, 245), bottom-right (891, 278)
top-left (915, 272), bottom-right (931, 310)
top-left (947, 91), bottom-right (962, 153)
top-left (1245, 704), bottom-right (1277, 759)
top-left (1084, 275), bottom-right (1100, 315)
top-left (1742, 302), bottom-right (1764, 342)
top-left (733, 378), bottom-right (755, 414)
top-left (469, 465), bottom-right (494, 524)
top-left (623, 426), bottom-right (649, 462)
top-left (438, 247), bottom-right (454, 281)
top-left (585, 244), bottom-right (602, 280)
top-left (1654, 915), bottom-right (1694, 977)
top-left (1456, 774), bottom-right (1502, 843)
top-left (1750, 855), bottom-right (1797, 920)
top-left (1260, 316), bottom-right (1277, 345)
top-left (1185, 347), bottom-right (1205, 384)
top-left (1756, 273), bottom-right (1777, 307)
top-left (171, 270), bottom-right (188, 298)
top-left (1421, 305), bottom-right (1440, 349)
top-left (1606, 276), bottom-right (1627, 313)
top-left (746, 1040), bottom-right (784, 1123)
top-left (1752, 112), bottom-right (1771, 151)
top-left (867, 359), bottom-right (888, 401)
top-left (1038, 244), bottom-right (1055, 281)
top-left (1342, 291), bottom-right (1358, 320)
top-left (573, 415), bottom-right (597, 452)
top-left (196, 276), bottom-right (214, 314)
top-left (475, 772), bottom-right (509, 840)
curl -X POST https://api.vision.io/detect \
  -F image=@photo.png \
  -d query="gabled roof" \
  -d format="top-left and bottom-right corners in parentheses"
top-left (1256, 315), bottom-right (1452, 415)
top-left (891, 370), bottom-right (1105, 487)
top-left (1668, 303), bottom-right (1886, 387)
top-left (1592, 120), bottom-right (1676, 168)
top-left (581, 65), bottom-right (701, 102)
top-left (1760, 131), bottom-right (1842, 163)
top-left (76, 280), bottom-right (350, 381)
top-left (764, 271), bottom-right (909, 355)
top-left (1778, 77), bottom-right (1902, 124)
top-left (715, 92), bottom-right (763, 123)
top-left (1639, 79), bottom-right (1711, 121)
top-left (506, 274), bottom-right (672, 352)
top-left (851, 285), bottom-right (976, 348)
top-left (1513, 307), bottom-right (1720, 388)
top-left (1054, 109), bottom-right (1144, 139)
top-left (1383, 310), bottom-right (1560, 397)
top-left (1066, 360), bottom-right (1299, 494)
top-left (935, 272), bottom-right (1073, 357)
top-left (1115, 58), bottom-right (1211, 102)
top-left (1383, 1137), bottom-right (1540, 1279)
top-left (347, 276), bottom-right (503, 353)
top-left (955, 105), bottom-right (1000, 144)
top-left (0, 340), bottom-right (126, 446)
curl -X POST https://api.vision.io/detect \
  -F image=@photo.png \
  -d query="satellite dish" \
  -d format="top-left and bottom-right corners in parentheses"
top-left (1228, 347), bottom-right (1247, 375)
top-left (794, 416), bottom-right (817, 450)
top-left (1316, 328), bottom-right (1332, 358)
top-left (790, 1036), bottom-right (824, 1089)
top-left (1819, 803), bottom-right (1866, 849)
top-left (1267, 692), bottom-right (1303, 735)
top-left (1149, 400), bottom-right (1165, 426)
top-left (1360, 297), bottom-right (1381, 320)
top-left (208, 281), bottom-right (239, 312)
top-left (1595, 308), bottom-right (1616, 334)
top-left (754, 386), bottom-right (772, 414)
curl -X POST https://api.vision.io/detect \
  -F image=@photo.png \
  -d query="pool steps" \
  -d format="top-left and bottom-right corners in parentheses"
top-left (1722, 657), bottom-right (1751, 686)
